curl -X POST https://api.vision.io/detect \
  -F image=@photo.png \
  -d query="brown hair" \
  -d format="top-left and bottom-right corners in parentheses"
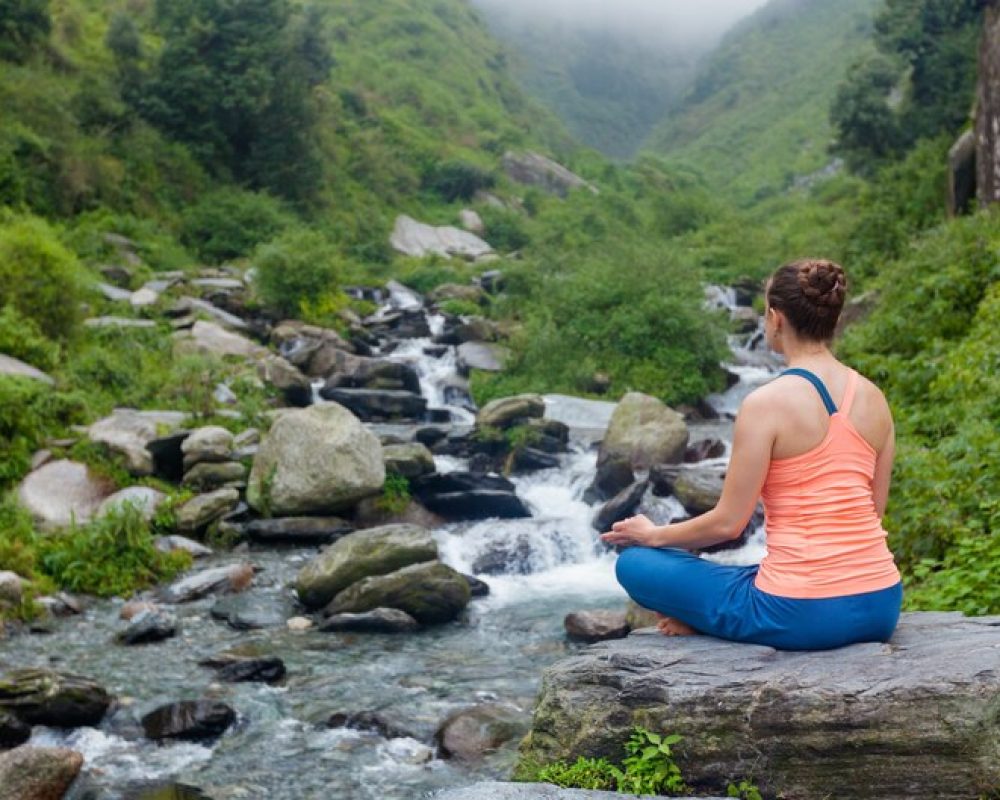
top-left (766, 258), bottom-right (847, 342)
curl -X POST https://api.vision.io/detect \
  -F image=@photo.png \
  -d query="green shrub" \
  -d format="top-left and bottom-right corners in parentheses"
top-left (376, 472), bottom-right (411, 515)
top-left (252, 228), bottom-right (345, 318)
top-left (66, 210), bottom-right (192, 273)
top-left (181, 188), bottom-right (296, 263)
top-left (538, 757), bottom-right (619, 791)
top-left (439, 298), bottom-right (481, 317)
top-left (0, 214), bottom-right (86, 340)
top-left (422, 159), bottom-right (495, 202)
top-left (0, 303), bottom-right (60, 370)
top-left (480, 206), bottom-right (530, 252)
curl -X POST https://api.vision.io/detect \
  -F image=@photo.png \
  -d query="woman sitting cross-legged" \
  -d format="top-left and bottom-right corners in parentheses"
top-left (602, 258), bottom-right (902, 651)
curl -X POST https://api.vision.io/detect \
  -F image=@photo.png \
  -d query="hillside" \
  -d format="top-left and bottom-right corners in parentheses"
top-left (643, 0), bottom-right (880, 202)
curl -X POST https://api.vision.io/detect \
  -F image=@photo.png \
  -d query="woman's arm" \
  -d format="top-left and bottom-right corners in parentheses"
top-left (872, 418), bottom-right (894, 520)
top-left (600, 392), bottom-right (775, 550)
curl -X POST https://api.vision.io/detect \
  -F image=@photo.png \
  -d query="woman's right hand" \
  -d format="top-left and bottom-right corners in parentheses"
top-left (600, 514), bottom-right (661, 548)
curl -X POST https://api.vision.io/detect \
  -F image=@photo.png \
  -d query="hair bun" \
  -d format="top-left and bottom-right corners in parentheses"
top-left (797, 260), bottom-right (846, 315)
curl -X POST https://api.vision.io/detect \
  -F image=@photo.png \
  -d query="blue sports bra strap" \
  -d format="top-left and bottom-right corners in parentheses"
top-left (780, 368), bottom-right (838, 415)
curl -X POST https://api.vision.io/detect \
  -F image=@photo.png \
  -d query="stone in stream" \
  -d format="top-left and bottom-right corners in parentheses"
top-left (211, 657), bottom-right (286, 684)
top-left (115, 608), bottom-right (178, 645)
top-left (0, 710), bottom-right (30, 749)
top-left (382, 442), bottom-right (435, 479)
top-left (257, 353), bottom-right (312, 407)
top-left (624, 600), bottom-right (660, 630)
top-left (324, 560), bottom-right (470, 625)
top-left (246, 403), bottom-right (384, 517)
top-left (155, 535), bottom-right (213, 559)
top-left (210, 593), bottom-right (295, 630)
top-left (463, 574), bottom-right (490, 598)
top-left (86, 409), bottom-right (188, 476)
top-left (410, 472), bottom-right (531, 521)
top-left (326, 710), bottom-right (417, 740)
top-left (295, 524), bottom-right (438, 610)
top-left (157, 562), bottom-right (255, 604)
top-left (563, 610), bottom-right (630, 643)
top-left (585, 454), bottom-right (635, 504)
top-left (320, 387), bottom-right (427, 422)
top-left (470, 535), bottom-right (534, 576)
top-left (476, 394), bottom-right (545, 430)
top-left (174, 488), bottom-right (240, 533)
top-left (243, 516), bottom-right (354, 546)
top-left (0, 668), bottom-right (112, 727)
top-left (684, 438), bottom-right (727, 463)
top-left (141, 701), bottom-right (236, 741)
top-left (508, 446), bottom-right (559, 473)
top-left (17, 459), bottom-right (116, 530)
top-left (0, 746), bottom-right (84, 800)
top-left (322, 355), bottom-right (421, 394)
top-left (672, 467), bottom-right (726, 516)
top-left (598, 392), bottom-right (689, 470)
top-left (591, 481), bottom-right (648, 533)
top-left (518, 612), bottom-right (1000, 800)
top-left (435, 703), bottom-right (528, 761)
top-left (319, 607), bottom-right (420, 634)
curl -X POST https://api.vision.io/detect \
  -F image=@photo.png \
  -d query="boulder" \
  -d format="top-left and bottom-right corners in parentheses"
top-left (0, 354), bottom-right (54, 384)
top-left (319, 608), bottom-right (420, 634)
top-left (459, 209), bottom-right (485, 235)
top-left (182, 461), bottom-right (247, 489)
top-left (295, 524), bottom-right (438, 609)
top-left (155, 535), bottom-right (213, 558)
top-left (169, 296), bottom-right (248, 330)
top-left (518, 612), bottom-right (1000, 800)
top-left (141, 701), bottom-right (236, 741)
top-left (598, 392), bottom-right (689, 470)
top-left (684, 439), bottom-right (727, 463)
top-left (0, 669), bottom-right (111, 727)
top-left (210, 593), bottom-right (295, 630)
top-left (591, 481), bottom-right (648, 533)
top-left (436, 703), bottom-right (528, 761)
top-left (17, 460), bottom-right (115, 530)
top-left (243, 516), bottom-right (354, 546)
top-left (130, 286), bottom-right (159, 307)
top-left (87, 409), bottom-right (188, 476)
top-left (181, 426), bottom-right (234, 468)
top-left (673, 468), bottom-right (725, 516)
top-left (470, 535), bottom-right (535, 576)
top-left (257, 354), bottom-right (312, 406)
top-left (205, 656), bottom-right (286, 684)
top-left (476, 394), bottom-right (545, 430)
top-left (246, 404), bottom-right (385, 516)
top-left (324, 560), bottom-right (470, 625)
top-left (410, 472), bottom-right (531, 520)
top-left (0, 746), bottom-right (84, 800)
top-left (624, 600), bottom-right (660, 630)
top-left (175, 488), bottom-right (240, 533)
top-left (563, 610), bottom-right (630, 643)
top-left (501, 151), bottom-right (598, 198)
top-left (174, 320), bottom-right (268, 360)
top-left (456, 341), bottom-right (509, 374)
top-left (0, 710), bottom-right (30, 750)
top-left (585, 455), bottom-right (634, 503)
top-left (158, 562), bottom-right (254, 604)
top-left (321, 355), bottom-right (421, 394)
top-left (326, 709), bottom-right (417, 740)
top-left (116, 608), bottom-right (178, 645)
top-left (320, 387), bottom-right (427, 422)
top-left (390, 215), bottom-right (494, 260)
top-left (0, 572), bottom-right (24, 609)
top-left (382, 442), bottom-right (436, 479)
top-left (97, 486), bottom-right (166, 521)
top-left (352, 497), bottom-right (447, 530)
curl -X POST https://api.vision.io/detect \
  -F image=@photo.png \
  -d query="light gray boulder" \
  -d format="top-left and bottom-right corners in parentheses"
top-left (519, 612), bottom-right (1000, 800)
top-left (87, 408), bottom-right (188, 476)
top-left (296, 524), bottom-right (438, 609)
top-left (382, 442), bottom-right (435, 479)
top-left (17, 459), bottom-right (115, 530)
top-left (0, 572), bottom-right (24, 609)
top-left (155, 535), bottom-right (213, 558)
top-left (246, 403), bottom-right (384, 516)
top-left (501, 151), bottom-right (598, 198)
top-left (390, 215), bottom-right (493, 260)
top-left (97, 486), bottom-right (166, 521)
top-left (672, 467), bottom-right (725, 516)
top-left (0, 354), bottom-right (54, 385)
top-left (158, 562), bottom-right (254, 604)
top-left (598, 392), bottom-right (689, 470)
top-left (181, 426), bottom-right (234, 468)
top-left (83, 316), bottom-right (157, 329)
top-left (174, 320), bottom-right (268, 360)
top-left (174, 488), bottom-right (240, 533)
top-left (457, 341), bottom-right (509, 374)
top-left (477, 394), bottom-right (545, 430)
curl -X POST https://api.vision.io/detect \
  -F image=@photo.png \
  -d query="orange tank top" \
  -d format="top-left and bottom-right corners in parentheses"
top-left (754, 368), bottom-right (901, 599)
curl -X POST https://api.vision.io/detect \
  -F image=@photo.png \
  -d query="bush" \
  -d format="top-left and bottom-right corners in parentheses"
top-left (181, 188), bottom-right (296, 263)
top-left (252, 228), bottom-right (345, 318)
top-left (0, 303), bottom-right (60, 370)
top-left (0, 214), bottom-right (86, 340)
top-left (66, 210), bottom-right (192, 273)
top-left (480, 206), bottom-right (530, 252)
top-left (422, 159), bottom-right (495, 202)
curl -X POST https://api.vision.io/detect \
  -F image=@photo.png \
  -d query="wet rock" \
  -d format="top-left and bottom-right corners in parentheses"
top-left (258, 354), bottom-right (312, 407)
top-left (155, 535), bottom-right (213, 559)
top-left (382, 442), bottom-right (436, 479)
top-left (87, 409), bottom-right (188, 476)
top-left (324, 560), bottom-right (470, 625)
top-left (246, 404), bottom-right (385, 516)
top-left (0, 668), bottom-right (111, 727)
top-left (244, 516), bottom-right (354, 546)
top-left (592, 481), bottom-right (648, 533)
top-left (352, 497), bottom-right (447, 530)
top-left (476, 394), bottom-right (545, 430)
top-left (436, 703), bottom-right (527, 761)
top-left (456, 341), bottom-right (509, 374)
top-left (209, 657), bottom-right (286, 684)
top-left (648, 463), bottom-right (680, 496)
top-left (673, 468), bottom-right (725, 516)
top-left (585, 455), bottom-right (635, 504)
top-left (181, 426), bottom-right (234, 468)
top-left (502, 151), bottom-right (598, 198)
top-left (116, 608), bottom-right (178, 645)
top-left (175, 488), bottom-right (240, 533)
top-left (470, 536), bottom-right (534, 576)
top-left (599, 392), bottom-right (689, 470)
top-left (97, 486), bottom-right (166, 521)
top-left (17, 459), bottom-right (115, 530)
top-left (296, 524), bottom-right (438, 609)
top-left (730, 306), bottom-right (759, 334)
top-left (684, 438), bottom-right (726, 463)
top-left (463, 574), bottom-right (490, 598)
top-left (390, 214), bottom-right (493, 260)
top-left (141, 701), bottom-right (236, 741)
top-left (119, 600), bottom-right (158, 621)
top-left (434, 783), bottom-right (722, 800)
top-left (0, 746), bottom-right (84, 799)
top-left (366, 309), bottom-right (432, 339)
top-left (210, 593), bottom-right (295, 630)
top-left (326, 710), bottom-right (416, 740)
top-left (320, 387), bottom-right (427, 422)
top-left (158, 562), bottom-right (254, 604)
top-left (564, 610), bottom-right (630, 643)
top-left (35, 593), bottom-right (82, 618)
top-left (508, 447), bottom-right (559, 473)
top-left (414, 426), bottom-right (449, 449)
top-left (0, 710), bottom-right (30, 750)
top-left (411, 472), bottom-right (531, 521)
top-left (322, 355), bottom-right (421, 394)
top-left (319, 607), bottom-right (420, 634)
top-left (182, 460), bottom-right (247, 489)
top-left (521, 613), bottom-right (1000, 800)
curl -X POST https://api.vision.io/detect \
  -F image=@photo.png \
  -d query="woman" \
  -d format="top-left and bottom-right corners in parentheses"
top-left (601, 259), bottom-right (902, 651)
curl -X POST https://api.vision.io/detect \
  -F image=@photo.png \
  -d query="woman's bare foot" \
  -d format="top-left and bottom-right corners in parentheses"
top-left (653, 612), bottom-right (697, 637)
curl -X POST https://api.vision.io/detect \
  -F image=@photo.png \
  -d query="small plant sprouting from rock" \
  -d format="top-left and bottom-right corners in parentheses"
top-left (728, 778), bottom-right (764, 800)
top-left (376, 471), bottom-right (411, 515)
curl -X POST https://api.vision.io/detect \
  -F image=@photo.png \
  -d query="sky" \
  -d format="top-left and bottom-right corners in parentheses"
top-left (470, 0), bottom-right (772, 49)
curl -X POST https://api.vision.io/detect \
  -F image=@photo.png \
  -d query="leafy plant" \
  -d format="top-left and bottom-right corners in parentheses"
top-left (252, 229), bottom-right (345, 318)
top-left (728, 779), bottom-right (764, 800)
top-left (376, 471), bottom-right (411, 515)
top-left (537, 756), bottom-right (619, 791)
top-left (180, 188), bottom-right (296, 263)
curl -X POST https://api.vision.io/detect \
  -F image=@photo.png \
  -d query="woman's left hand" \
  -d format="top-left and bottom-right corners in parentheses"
top-left (600, 514), bottom-right (661, 548)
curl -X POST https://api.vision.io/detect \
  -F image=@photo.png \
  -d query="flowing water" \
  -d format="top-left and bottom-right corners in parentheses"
top-left (1, 286), bottom-right (779, 799)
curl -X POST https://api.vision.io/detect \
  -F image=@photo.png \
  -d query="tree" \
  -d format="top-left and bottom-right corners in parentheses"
top-left (831, 55), bottom-right (904, 172)
top-left (0, 0), bottom-right (51, 62)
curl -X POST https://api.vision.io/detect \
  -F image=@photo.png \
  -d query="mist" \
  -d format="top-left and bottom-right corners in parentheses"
top-left (469, 0), bottom-right (771, 49)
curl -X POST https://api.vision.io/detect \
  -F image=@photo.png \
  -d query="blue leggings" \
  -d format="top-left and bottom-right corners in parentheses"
top-left (616, 547), bottom-right (902, 651)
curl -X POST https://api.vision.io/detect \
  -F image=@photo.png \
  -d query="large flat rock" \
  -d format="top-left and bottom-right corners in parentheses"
top-left (519, 612), bottom-right (1000, 800)
top-left (433, 783), bottom-right (722, 800)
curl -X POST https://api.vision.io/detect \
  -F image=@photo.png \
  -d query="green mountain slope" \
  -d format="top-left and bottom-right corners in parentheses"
top-left (643, 0), bottom-right (879, 202)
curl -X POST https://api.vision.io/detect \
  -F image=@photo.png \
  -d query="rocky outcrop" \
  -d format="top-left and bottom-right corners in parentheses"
top-left (87, 409), bottom-right (188, 476)
top-left (0, 353), bottom-right (54, 384)
top-left (519, 612), bottom-right (1000, 800)
top-left (0, 669), bottom-right (111, 728)
top-left (598, 392), bottom-right (689, 470)
top-left (296, 524), bottom-right (438, 609)
top-left (17, 460), bottom-right (115, 530)
top-left (501, 151), bottom-right (598, 198)
top-left (0, 746), bottom-right (84, 800)
top-left (390, 215), bottom-right (494, 260)
top-left (246, 403), bottom-right (385, 516)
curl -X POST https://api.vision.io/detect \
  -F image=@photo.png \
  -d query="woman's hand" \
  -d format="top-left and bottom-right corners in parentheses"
top-left (600, 514), bottom-right (661, 548)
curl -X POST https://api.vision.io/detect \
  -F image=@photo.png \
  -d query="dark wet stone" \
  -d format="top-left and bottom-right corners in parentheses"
top-left (214, 658), bottom-right (286, 684)
top-left (470, 536), bottom-right (534, 576)
top-left (318, 607), bottom-right (419, 634)
top-left (585, 455), bottom-right (634, 504)
top-left (116, 609), bottom-right (178, 645)
top-left (318, 388), bottom-right (427, 422)
top-left (244, 516), bottom-right (354, 546)
top-left (0, 710), bottom-right (30, 749)
top-left (685, 438), bottom-right (727, 463)
top-left (326, 710), bottom-right (416, 740)
top-left (0, 668), bottom-right (111, 728)
top-left (509, 447), bottom-right (559, 473)
top-left (463, 574), bottom-right (490, 598)
top-left (411, 472), bottom-right (530, 521)
top-left (141, 701), bottom-right (236, 741)
top-left (147, 431), bottom-right (192, 483)
top-left (564, 610), bottom-right (630, 643)
top-left (591, 481), bottom-right (648, 532)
